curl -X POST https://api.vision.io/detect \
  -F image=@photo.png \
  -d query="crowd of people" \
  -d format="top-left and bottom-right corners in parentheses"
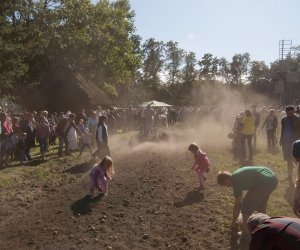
top-left (2, 102), bottom-right (300, 249)
top-left (0, 105), bottom-right (178, 167)
top-left (230, 104), bottom-right (300, 189)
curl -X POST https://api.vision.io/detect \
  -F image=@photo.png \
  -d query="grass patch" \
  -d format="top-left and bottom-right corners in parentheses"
top-left (0, 144), bottom-right (91, 200)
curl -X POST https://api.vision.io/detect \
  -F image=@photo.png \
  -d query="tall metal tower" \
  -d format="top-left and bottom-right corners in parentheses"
top-left (276, 40), bottom-right (292, 105)
top-left (278, 40), bottom-right (293, 72)
top-left (279, 39), bottom-right (292, 61)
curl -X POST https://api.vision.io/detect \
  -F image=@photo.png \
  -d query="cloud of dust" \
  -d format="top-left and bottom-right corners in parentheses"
top-left (111, 87), bottom-right (276, 155)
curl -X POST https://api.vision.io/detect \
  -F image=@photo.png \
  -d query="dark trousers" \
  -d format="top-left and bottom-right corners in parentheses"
top-left (266, 129), bottom-right (275, 151)
top-left (58, 135), bottom-right (69, 156)
top-left (241, 177), bottom-right (278, 215)
top-left (39, 139), bottom-right (48, 155)
top-left (25, 144), bottom-right (32, 160)
top-left (19, 149), bottom-right (26, 163)
top-left (241, 134), bottom-right (253, 161)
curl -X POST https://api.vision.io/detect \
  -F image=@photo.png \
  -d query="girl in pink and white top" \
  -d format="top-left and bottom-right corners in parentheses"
top-left (89, 156), bottom-right (114, 197)
top-left (188, 143), bottom-right (211, 190)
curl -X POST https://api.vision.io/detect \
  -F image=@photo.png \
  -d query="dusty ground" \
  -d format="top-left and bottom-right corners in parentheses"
top-left (0, 126), bottom-right (291, 250)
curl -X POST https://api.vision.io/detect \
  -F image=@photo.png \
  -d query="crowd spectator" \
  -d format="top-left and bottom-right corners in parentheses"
top-left (86, 111), bottom-right (98, 146)
top-left (76, 109), bottom-right (87, 124)
top-left (241, 110), bottom-right (255, 163)
top-left (231, 114), bottom-right (244, 162)
top-left (279, 105), bottom-right (300, 188)
top-left (93, 115), bottom-right (110, 160)
top-left (261, 109), bottom-right (278, 153)
top-left (16, 132), bottom-right (27, 164)
top-left (36, 117), bottom-right (51, 160)
top-left (20, 112), bottom-right (35, 161)
top-left (251, 105), bottom-right (260, 152)
top-left (142, 104), bottom-right (155, 135)
top-left (55, 113), bottom-right (82, 157)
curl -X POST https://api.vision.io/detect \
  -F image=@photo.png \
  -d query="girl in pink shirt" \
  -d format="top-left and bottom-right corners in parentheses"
top-left (89, 156), bottom-right (114, 197)
top-left (188, 143), bottom-right (211, 190)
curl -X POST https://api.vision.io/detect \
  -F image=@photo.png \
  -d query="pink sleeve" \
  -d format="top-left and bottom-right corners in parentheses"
top-left (204, 155), bottom-right (211, 165)
top-left (196, 153), bottom-right (210, 170)
top-left (195, 153), bottom-right (202, 166)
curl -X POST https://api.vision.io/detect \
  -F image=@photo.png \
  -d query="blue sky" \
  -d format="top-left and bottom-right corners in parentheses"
top-left (92, 0), bottom-right (300, 65)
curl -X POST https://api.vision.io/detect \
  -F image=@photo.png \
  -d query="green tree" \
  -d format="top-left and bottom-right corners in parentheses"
top-left (0, 0), bottom-right (31, 94)
top-left (141, 38), bottom-right (165, 93)
top-left (230, 52), bottom-right (250, 86)
top-left (164, 41), bottom-right (184, 94)
top-left (218, 57), bottom-right (232, 84)
top-left (0, 0), bottom-right (141, 99)
top-left (86, 0), bottom-right (141, 95)
top-left (248, 60), bottom-right (272, 94)
top-left (248, 61), bottom-right (269, 83)
top-left (180, 51), bottom-right (197, 102)
top-left (198, 53), bottom-right (219, 80)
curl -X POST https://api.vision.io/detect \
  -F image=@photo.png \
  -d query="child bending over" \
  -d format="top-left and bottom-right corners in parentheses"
top-left (89, 156), bottom-right (114, 197)
top-left (188, 143), bottom-right (211, 190)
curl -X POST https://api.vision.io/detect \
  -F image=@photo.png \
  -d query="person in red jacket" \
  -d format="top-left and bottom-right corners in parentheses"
top-left (0, 112), bottom-right (13, 135)
top-left (247, 213), bottom-right (300, 250)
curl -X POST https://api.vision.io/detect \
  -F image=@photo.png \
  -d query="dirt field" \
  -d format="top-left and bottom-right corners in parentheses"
top-left (0, 126), bottom-right (294, 250)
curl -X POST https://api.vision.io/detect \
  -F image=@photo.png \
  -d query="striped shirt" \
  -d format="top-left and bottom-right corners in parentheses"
top-left (250, 216), bottom-right (300, 250)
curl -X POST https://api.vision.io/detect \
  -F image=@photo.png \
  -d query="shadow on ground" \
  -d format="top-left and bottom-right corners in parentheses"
top-left (173, 190), bottom-right (204, 208)
top-left (64, 161), bottom-right (92, 174)
top-left (0, 158), bottom-right (46, 170)
top-left (71, 194), bottom-right (105, 215)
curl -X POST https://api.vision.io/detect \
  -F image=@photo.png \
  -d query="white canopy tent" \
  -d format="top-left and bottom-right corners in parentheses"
top-left (139, 100), bottom-right (173, 108)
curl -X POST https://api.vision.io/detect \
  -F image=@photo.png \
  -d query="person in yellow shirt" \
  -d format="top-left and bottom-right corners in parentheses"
top-left (241, 110), bottom-right (255, 162)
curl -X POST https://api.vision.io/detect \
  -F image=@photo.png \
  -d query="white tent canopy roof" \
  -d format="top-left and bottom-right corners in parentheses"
top-left (139, 100), bottom-right (173, 108)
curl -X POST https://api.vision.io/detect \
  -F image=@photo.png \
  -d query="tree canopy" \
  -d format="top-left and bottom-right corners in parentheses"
top-left (1, 0), bottom-right (299, 106)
